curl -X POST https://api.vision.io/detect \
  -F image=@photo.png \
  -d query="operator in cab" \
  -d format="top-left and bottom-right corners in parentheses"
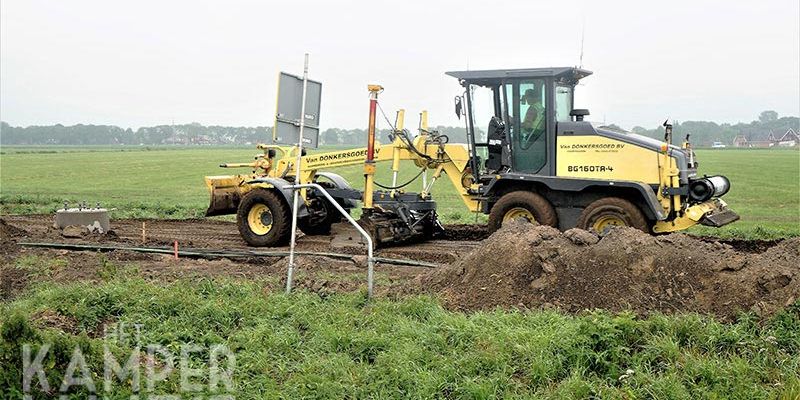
top-left (515, 86), bottom-right (547, 172)
top-left (521, 88), bottom-right (545, 139)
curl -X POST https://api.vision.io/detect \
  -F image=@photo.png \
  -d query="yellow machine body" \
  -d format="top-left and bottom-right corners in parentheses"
top-left (556, 136), bottom-right (661, 183)
top-left (554, 134), bottom-right (731, 233)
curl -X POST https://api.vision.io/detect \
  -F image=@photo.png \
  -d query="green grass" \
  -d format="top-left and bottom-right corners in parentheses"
top-left (2, 277), bottom-right (799, 399)
top-left (687, 149), bottom-right (800, 239)
top-left (0, 146), bottom-right (255, 219)
top-left (1, 146), bottom-right (798, 237)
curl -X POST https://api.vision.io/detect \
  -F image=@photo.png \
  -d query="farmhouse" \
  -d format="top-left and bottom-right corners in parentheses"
top-left (732, 128), bottom-right (799, 148)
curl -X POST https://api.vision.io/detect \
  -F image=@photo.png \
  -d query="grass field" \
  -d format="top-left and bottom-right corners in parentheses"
top-left (1, 145), bottom-right (798, 238)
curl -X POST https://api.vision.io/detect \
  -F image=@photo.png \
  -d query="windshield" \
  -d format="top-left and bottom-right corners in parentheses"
top-left (468, 84), bottom-right (494, 144)
top-left (467, 84), bottom-right (495, 168)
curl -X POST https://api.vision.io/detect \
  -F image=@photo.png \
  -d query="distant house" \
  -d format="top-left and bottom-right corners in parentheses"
top-left (777, 128), bottom-right (799, 147)
top-left (732, 128), bottom-right (798, 148)
top-left (192, 135), bottom-right (213, 145)
top-left (732, 135), bottom-right (748, 147)
top-left (163, 136), bottom-right (184, 145)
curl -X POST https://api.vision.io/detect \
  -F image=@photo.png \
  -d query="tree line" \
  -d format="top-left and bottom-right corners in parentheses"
top-left (627, 110), bottom-right (798, 145)
top-left (1, 111), bottom-right (796, 147)
top-left (0, 122), bottom-right (271, 146)
top-left (0, 121), bottom-right (472, 147)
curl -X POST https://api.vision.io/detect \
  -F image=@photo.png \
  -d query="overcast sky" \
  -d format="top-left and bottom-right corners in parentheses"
top-left (1, 0), bottom-right (798, 131)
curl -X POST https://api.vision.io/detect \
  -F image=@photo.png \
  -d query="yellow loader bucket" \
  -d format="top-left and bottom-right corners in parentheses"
top-left (205, 176), bottom-right (244, 217)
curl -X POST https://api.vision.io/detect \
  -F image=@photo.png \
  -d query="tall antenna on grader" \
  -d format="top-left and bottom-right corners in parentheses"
top-left (579, 15), bottom-right (586, 68)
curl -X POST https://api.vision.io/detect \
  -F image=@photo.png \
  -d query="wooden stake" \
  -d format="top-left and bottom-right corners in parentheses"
top-left (142, 222), bottom-right (146, 244)
top-left (173, 240), bottom-right (178, 260)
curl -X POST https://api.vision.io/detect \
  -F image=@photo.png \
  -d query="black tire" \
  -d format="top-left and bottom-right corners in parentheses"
top-left (577, 197), bottom-right (649, 235)
top-left (488, 191), bottom-right (558, 232)
top-left (236, 189), bottom-right (291, 247)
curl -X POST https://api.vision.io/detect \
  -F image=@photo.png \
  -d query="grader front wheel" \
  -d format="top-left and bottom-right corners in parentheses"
top-left (577, 197), bottom-right (649, 235)
top-left (236, 189), bottom-right (291, 247)
top-left (488, 191), bottom-right (558, 232)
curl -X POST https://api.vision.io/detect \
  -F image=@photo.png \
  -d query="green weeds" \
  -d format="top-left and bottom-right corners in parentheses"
top-left (1, 278), bottom-right (798, 398)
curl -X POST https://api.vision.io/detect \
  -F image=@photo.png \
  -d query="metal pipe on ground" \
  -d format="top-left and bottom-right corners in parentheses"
top-left (16, 242), bottom-right (438, 269)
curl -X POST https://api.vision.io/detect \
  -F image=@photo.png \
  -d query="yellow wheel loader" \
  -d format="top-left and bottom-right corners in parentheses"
top-left (205, 67), bottom-right (739, 247)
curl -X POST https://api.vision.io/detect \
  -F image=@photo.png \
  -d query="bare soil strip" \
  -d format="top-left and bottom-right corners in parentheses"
top-left (2, 215), bottom-right (797, 319)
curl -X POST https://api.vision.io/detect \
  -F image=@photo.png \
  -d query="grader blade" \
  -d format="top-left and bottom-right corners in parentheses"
top-left (205, 176), bottom-right (244, 216)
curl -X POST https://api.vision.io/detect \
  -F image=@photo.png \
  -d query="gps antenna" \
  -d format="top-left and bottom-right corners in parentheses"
top-left (579, 15), bottom-right (586, 68)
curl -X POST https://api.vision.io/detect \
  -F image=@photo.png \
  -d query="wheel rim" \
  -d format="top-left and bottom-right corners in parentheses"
top-left (503, 207), bottom-right (535, 223)
top-left (592, 215), bottom-right (627, 234)
top-left (247, 203), bottom-right (273, 235)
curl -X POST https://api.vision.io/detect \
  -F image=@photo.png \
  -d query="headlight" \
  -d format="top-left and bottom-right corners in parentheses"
top-left (688, 175), bottom-right (731, 202)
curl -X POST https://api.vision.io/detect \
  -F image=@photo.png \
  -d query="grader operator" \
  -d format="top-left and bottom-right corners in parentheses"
top-left (204, 67), bottom-right (739, 247)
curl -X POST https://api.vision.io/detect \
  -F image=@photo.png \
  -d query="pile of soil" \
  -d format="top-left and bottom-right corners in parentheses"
top-left (413, 221), bottom-right (799, 319)
top-left (0, 218), bottom-right (28, 256)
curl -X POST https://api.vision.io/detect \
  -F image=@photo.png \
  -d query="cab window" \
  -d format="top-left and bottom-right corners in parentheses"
top-left (555, 85), bottom-right (572, 122)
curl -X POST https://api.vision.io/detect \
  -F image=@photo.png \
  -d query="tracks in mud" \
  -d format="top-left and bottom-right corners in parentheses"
top-left (1, 215), bottom-right (785, 258)
top-left (0, 215), bottom-right (484, 265)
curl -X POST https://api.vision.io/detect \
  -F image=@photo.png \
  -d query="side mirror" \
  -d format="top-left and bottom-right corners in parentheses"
top-left (454, 96), bottom-right (462, 119)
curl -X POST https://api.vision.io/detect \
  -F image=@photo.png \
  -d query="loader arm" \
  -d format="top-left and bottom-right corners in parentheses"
top-left (205, 131), bottom-right (478, 217)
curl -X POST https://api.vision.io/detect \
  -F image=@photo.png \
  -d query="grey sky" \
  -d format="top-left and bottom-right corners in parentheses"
top-left (1, 0), bottom-right (798, 131)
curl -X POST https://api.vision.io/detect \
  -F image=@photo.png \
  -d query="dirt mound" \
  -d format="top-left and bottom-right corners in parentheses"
top-left (0, 219), bottom-right (29, 258)
top-left (414, 221), bottom-right (799, 319)
top-left (1, 218), bottom-right (28, 239)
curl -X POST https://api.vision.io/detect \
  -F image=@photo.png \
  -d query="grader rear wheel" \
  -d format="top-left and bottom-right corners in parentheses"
top-left (577, 197), bottom-right (649, 235)
top-left (488, 191), bottom-right (558, 232)
top-left (236, 189), bottom-right (291, 247)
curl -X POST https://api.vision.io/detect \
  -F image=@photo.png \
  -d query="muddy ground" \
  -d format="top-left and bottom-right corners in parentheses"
top-left (1, 215), bottom-right (797, 320)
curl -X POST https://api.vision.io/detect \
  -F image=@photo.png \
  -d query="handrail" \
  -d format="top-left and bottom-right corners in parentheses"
top-left (285, 183), bottom-right (375, 298)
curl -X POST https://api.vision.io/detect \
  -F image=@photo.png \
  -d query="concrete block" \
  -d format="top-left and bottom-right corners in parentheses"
top-left (55, 208), bottom-right (110, 233)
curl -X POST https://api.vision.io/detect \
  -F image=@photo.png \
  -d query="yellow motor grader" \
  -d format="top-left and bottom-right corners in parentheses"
top-left (205, 67), bottom-right (738, 247)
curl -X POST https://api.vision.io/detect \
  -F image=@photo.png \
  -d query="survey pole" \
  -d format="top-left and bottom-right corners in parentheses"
top-left (286, 53), bottom-right (309, 294)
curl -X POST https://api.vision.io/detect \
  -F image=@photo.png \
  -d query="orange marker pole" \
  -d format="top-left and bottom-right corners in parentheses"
top-left (363, 84), bottom-right (383, 213)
